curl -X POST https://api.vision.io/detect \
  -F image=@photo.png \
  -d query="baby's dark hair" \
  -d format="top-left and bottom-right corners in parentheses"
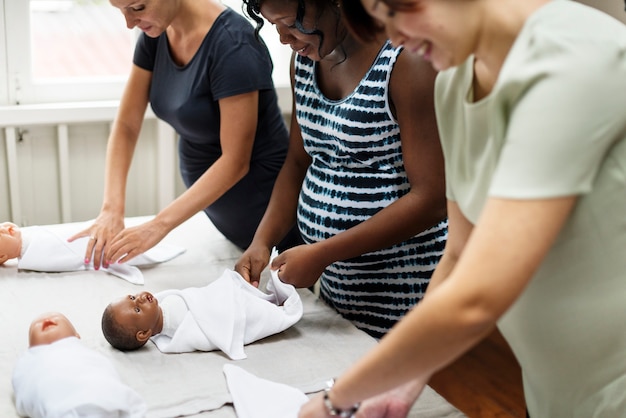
top-left (101, 303), bottom-right (145, 351)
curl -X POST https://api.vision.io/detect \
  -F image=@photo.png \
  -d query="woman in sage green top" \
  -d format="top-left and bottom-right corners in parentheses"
top-left (298, 1), bottom-right (626, 417)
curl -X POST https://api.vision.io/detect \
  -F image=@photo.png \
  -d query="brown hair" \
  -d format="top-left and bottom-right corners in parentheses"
top-left (339, 0), bottom-right (384, 42)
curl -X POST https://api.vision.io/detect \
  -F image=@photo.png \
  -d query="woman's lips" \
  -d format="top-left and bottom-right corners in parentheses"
top-left (293, 45), bottom-right (308, 55)
top-left (416, 41), bottom-right (432, 59)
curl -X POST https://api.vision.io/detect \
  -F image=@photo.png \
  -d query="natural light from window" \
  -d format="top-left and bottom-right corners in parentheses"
top-left (30, 0), bottom-right (133, 80)
top-left (28, 0), bottom-right (291, 87)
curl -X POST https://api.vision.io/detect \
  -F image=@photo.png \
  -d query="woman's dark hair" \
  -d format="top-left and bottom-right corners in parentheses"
top-left (338, 0), bottom-right (384, 42)
top-left (243, 0), bottom-right (345, 59)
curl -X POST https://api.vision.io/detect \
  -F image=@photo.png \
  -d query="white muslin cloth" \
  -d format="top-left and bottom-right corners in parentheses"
top-left (150, 267), bottom-right (303, 360)
top-left (223, 364), bottom-right (309, 418)
top-left (17, 225), bottom-right (185, 285)
top-left (12, 337), bottom-right (146, 418)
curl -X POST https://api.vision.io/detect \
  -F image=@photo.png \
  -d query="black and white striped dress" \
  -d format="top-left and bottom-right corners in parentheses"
top-left (294, 41), bottom-right (448, 339)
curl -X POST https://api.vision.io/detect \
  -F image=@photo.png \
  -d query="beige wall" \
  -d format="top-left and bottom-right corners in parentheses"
top-left (576, 0), bottom-right (626, 24)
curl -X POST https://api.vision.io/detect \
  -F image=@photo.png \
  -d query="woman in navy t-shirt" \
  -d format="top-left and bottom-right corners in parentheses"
top-left (70, 0), bottom-right (301, 267)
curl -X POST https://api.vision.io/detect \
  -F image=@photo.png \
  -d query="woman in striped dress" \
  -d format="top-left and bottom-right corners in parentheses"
top-left (236, 0), bottom-right (448, 339)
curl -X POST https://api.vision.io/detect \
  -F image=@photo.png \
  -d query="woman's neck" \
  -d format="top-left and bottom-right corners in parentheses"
top-left (472, 0), bottom-right (550, 99)
top-left (166, 0), bottom-right (226, 66)
top-left (168, 0), bottom-right (225, 39)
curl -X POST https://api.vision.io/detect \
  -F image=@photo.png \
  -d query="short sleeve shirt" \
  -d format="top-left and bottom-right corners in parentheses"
top-left (131, 8), bottom-right (290, 248)
top-left (435, 1), bottom-right (626, 416)
top-left (133, 8), bottom-right (287, 163)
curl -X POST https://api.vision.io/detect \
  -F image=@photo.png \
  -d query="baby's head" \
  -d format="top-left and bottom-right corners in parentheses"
top-left (102, 292), bottom-right (163, 351)
top-left (0, 222), bottom-right (22, 265)
top-left (28, 312), bottom-right (80, 347)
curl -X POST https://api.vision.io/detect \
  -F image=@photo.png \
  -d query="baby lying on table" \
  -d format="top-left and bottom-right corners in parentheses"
top-left (12, 312), bottom-right (146, 418)
top-left (0, 221), bottom-right (184, 284)
top-left (101, 268), bottom-right (303, 360)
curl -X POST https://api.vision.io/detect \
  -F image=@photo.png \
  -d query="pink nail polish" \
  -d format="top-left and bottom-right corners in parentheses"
top-left (84, 258), bottom-right (89, 264)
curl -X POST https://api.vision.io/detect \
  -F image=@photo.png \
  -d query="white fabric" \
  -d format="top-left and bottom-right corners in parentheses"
top-left (151, 268), bottom-right (303, 360)
top-left (12, 337), bottom-right (146, 418)
top-left (17, 225), bottom-right (185, 285)
top-left (160, 294), bottom-right (187, 336)
top-left (223, 364), bottom-right (308, 418)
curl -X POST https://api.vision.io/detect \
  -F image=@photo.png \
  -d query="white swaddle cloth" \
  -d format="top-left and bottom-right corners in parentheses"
top-left (12, 337), bottom-right (146, 418)
top-left (223, 364), bottom-right (309, 418)
top-left (150, 266), bottom-right (303, 360)
top-left (17, 225), bottom-right (185, 285)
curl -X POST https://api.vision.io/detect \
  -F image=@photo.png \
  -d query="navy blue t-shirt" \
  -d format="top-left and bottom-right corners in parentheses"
top-left (133, 8), bottom-right (296, 249)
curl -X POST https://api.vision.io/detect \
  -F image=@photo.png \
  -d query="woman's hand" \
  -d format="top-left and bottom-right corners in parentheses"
top-left (271, 244), bottom-right (327, 288)
top-left (68, 211), bottom-right (125, 269)
top-left (104, 219), bottom-right (169, 265)
top-left (299, 378), bottom-right (425, 418)
top-left (235, 243), bottom-right (272, 287)
top-left (298, 392), bottom-right (329, 418)
top-left (354, 378), bottom-right (425, 418)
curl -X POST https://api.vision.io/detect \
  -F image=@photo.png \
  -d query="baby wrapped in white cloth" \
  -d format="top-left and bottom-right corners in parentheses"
top-left (12, 312), bottom-right (146, 418)
top-left (153, 268), bottom-right (302, 359)
top-left (17, 224), bottom-right (185, 284)
top-left (102, 267), bottom-right (303, 360)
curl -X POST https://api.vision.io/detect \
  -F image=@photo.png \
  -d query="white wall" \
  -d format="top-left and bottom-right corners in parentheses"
top-left (0, 94), bottom-right (291, 227)
top-left (0, 112), bottom-right (184, 226)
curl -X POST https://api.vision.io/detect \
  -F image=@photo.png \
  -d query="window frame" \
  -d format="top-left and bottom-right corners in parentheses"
top-left (1, 0), bottom-right (291, 107)
top-left (0, 1), bottom-right (10, 105)
top-left (3, 0), bottom-right (130, 105)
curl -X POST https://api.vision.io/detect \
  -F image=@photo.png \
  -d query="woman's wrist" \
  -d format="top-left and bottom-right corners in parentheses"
top-left (323, 378), bottom-right (360, 417)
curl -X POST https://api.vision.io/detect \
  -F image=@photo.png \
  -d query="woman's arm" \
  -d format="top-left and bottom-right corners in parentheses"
top-left (68, 64), bottom-right (151, 268)
top-left (304, 196), bottom-right (577, 415)
top-left (236, 53), bottom-right (312, 285)
top-left (273, 51), bottom-right (447, 287)
top-left (105, 90), bottom-right (260, 264)
top-left (426, 200), bottom-right (473, 293)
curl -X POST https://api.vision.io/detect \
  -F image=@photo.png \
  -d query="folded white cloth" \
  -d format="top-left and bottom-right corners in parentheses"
top-left (17, 225), bottom-right (185, 285)
top-left (224, 364), bottom-right (309, 418)
top-left (151, 268), bottom-right (303, 360)
top-left (12, 337), bottom-right (146, 418)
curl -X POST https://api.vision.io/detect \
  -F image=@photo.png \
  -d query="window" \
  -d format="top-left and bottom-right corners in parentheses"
top-left (30, 1), bottom-right (133, 80)
top-left (3, 0), bottom-right (133, 105)
top-left (0, 0), bottom-right (291, 106)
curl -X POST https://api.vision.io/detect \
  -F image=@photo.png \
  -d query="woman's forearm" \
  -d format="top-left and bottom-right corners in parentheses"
top-left (153, 153), bottom-right (250, 234)
top-left (100, 124), bottom-right (140, 217)
top-left (329, 282), bottom-right (495, 410)
top-left (311, 189), bottom-right (446, 268)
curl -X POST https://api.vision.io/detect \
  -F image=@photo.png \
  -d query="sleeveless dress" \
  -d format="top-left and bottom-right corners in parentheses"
top-left (294, 41), bottom-right (448, 339)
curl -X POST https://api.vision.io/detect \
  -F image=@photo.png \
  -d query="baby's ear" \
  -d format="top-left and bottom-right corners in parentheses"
top-left (136, 329), bottom-right (152, 343)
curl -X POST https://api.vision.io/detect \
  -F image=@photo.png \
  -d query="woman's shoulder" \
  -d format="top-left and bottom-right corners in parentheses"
top-left (509, 1), bottom-right (626, 71)
top-left (205, 8), bottom-right (271, 59)
top-left (211, 8), bottom-right (260, 42)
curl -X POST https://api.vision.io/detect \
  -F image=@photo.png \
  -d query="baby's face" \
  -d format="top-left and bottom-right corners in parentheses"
top-left (110, 292), bottom-right (161, 335)
top-left (29, 312), bottom-right (80, 347)
top-left (0, 222), bottom-right (22, 264)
